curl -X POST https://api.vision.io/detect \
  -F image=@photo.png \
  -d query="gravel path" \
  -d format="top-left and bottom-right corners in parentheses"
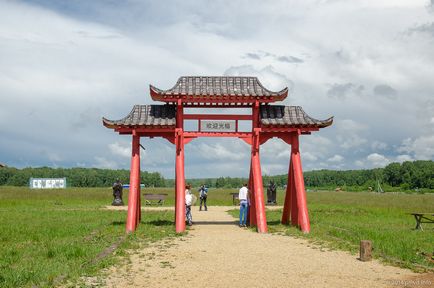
top-left (99, 206), bottom-right (430, 288)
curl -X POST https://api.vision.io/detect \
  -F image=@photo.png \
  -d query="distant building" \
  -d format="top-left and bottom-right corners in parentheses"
top-left (0, 163), bottom-right (6, 168)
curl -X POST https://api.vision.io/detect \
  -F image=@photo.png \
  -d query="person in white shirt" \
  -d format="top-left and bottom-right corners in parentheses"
top-left (185, 184), bottom-right (193, 226)
top-left (238, 183), bottom-right (249, 227)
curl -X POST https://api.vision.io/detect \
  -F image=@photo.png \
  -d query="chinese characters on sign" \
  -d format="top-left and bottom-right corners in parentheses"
top-left (29, 178), bottom-right (66, 189)
top-left (200, 120), bottom-right (236, 132)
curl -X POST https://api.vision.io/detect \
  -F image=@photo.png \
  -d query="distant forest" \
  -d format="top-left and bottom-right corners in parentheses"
top-left (0, 160), bottom-right (433, 192)
top-left (183, 160), bottom-right (434, 192)
top-left (0, 167), bottom-right (165, 188)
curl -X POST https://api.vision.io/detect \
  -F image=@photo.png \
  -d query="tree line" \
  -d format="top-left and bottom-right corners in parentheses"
top-left (0, 167), bottom-right (166, 187)
top-left (184, 160), bottom-right (434, 191)
top-left (0, 160), bottom-right (432, 191)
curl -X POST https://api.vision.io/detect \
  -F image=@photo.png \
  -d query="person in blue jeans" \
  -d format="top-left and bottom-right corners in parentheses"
top-left (198, 184), bottom-right (208, 211)
top-left (238, 183), bottom-right (249, 227)
top-left (185, 184), bottom-right (193, 226)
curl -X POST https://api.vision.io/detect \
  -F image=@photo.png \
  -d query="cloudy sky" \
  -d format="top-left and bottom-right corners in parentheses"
top-left (1, 0), bottom-right (434, 178)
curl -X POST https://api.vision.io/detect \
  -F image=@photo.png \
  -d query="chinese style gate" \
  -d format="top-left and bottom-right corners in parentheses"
top-left (103, 76), bottom-right (333, 234)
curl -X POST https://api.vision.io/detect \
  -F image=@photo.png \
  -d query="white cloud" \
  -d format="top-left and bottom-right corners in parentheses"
top-left (328, 155), bottom-right (344, 162)
top-left (224, 65), bottom-right (293, 92)
top-left (366, 153), bottom-right (390, 168)
top-left (335, 119), bottom-right (368, 149)
top-left (261, 139), bottom-right (291, 160)
top-left (300, 135), bottom-right (334, 159)
top-left (109, 142), bottom-right (131, 158)
top-left (193, 142), bottom-right (247, 161)
top-left (395, 154), bottom-right (413, 163)
top-left (371, 141), bottom-right (388, 150)
top-left (261, 163), bottom-right (288, 175)
top-left (94, 156), bottom-right (118, 169)
top-left (1, 1), bottom-right (434, 177)
top-left (47, 153), bottom-right (62, 163)
top-left (398, 136), bottom-right (434, 160)
top-left (303, 152), bottom-right (318, 162)
top-left (339, 135), bottom-right (368, 149)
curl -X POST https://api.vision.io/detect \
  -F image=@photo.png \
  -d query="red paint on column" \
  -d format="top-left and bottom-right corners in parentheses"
top-left (137, 188), bottom-right (141, 225)
top-left (248, 158), bottom-right (257, 226)
top-left (290, 157), bottom-right (298, 226)
top-left (292, 135), bottom-right (310, 233)
top-left (252, 139), bottom-right (267, 233)
top-left (126, 134), bottom-right (140, 233)
top-left (175, 130), bottom-right (186, 233)
top-left (281, 157), bottom-right (292, 225)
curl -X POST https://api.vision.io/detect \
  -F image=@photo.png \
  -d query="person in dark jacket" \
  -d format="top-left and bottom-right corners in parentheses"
top-left (198, 184), bottom-right (208, 211)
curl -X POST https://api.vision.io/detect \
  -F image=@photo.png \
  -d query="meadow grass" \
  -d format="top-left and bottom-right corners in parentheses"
top-left (229, 191), bottom-right (434, 271)
top-left (0, 187), bottom-right (180, 288)
top-left (1, 186), bottom-right (433, 287)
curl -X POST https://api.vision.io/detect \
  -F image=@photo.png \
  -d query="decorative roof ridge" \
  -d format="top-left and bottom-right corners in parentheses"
top-left (102, 105), bottom-right (139, 128)
top-left (252, 77), bottom-right (288, 95)
top-left (260, 105), bottom-right (333, 128)
top-left (293, 105), bottom-right (334, 125)
top-left (149, 76), bottom-right (288, 103)
top-left (150, 75), bottom-right (288, 93)
top-left (102, 104), bottom-right (176, 129)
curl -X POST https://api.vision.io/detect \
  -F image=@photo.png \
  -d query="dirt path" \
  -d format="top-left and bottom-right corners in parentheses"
top-left (97, 206), bottom-right (430, 288)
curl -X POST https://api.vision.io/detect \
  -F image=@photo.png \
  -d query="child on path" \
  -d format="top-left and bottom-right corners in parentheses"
top-left (185, 184), bottom-right (193, 226)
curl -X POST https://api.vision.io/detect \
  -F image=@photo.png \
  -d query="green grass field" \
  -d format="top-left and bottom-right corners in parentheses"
top-left (0, 187), bottom-right (181, 288)
top-left (1, 186), bottom-right (433, 287)
top-left (229, 191), bottom-right (434, 271)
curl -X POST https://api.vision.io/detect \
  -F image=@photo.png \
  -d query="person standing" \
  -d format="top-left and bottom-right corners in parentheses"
top-left (185, 184), bottom-right (193, 226)
top-left (238, 183), bottom-right (249, 227)
top-left (198, 184), bottom-right (208, 211)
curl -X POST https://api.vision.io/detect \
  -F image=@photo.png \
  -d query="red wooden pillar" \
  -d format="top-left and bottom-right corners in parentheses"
top-left (289, 158), bottom-right (298, 226)
top-left (137, 185), bottom-right (141, 225)
top-left (291, 134), bottom-right (310, 233)
top-left (175, 100), bottom-right (186, 233)
top-left (281, 156), bottom-right (292, 225)
top-left (251, 140), bottom-right (267, 232)
top-left (126, 132), bottom-right (140, 233)
top-left (248, 158), bottom-right (257, 226)
top-left (251, 100), bottom-right (267, 233)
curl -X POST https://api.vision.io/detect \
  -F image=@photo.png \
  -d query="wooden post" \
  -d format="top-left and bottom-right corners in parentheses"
top-left (126, 132), bottom-right (140, 233)
top-left (252, 129), bottom-right (267, 233)
top-left (248, 158), bottom-right (256, 226)
top-left (251, 101), bottom-right (266, 232)
top-left (291, 133), bottom-right (310, 233)
top-left (281, 156), bottom-right (292, 225)
top-left (289, 157), bottom-right (298, 226)
top-left (360, 240), bottom-right (372, 261)
top-left (174, 100), bottom-right (186, 233)
top-left (136, 186), bottom-right (141, 226)
top-left (175, 129), bottom-right (186, 233)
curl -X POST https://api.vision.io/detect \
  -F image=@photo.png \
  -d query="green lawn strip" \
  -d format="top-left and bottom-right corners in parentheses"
top-left (0, 187), bottom-right (180, 288)
top-left (228, 192), bottom-right (434, 272)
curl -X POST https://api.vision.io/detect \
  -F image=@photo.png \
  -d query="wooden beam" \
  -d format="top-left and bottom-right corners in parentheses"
top-left (183, 114), bottom-right (252, 120)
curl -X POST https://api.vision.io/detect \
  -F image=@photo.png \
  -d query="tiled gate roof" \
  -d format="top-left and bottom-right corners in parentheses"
top-left (103, 104), bottom-right (333, 129)
top-left (260, 106), bottom-right (333, 127)
top-left (102, 105), bottom-right (176, 128)
top-left (150, 76), bottom-right (288, 104)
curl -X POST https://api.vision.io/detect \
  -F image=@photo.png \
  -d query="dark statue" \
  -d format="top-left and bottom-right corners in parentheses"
top-left (112, 179), bottom-right (124, 206)
top-left (267, 181), bottom-right (277, 205)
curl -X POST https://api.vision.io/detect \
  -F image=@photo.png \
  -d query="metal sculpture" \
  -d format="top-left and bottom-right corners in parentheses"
top-left (112, 179), bottom-right (124, 206)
